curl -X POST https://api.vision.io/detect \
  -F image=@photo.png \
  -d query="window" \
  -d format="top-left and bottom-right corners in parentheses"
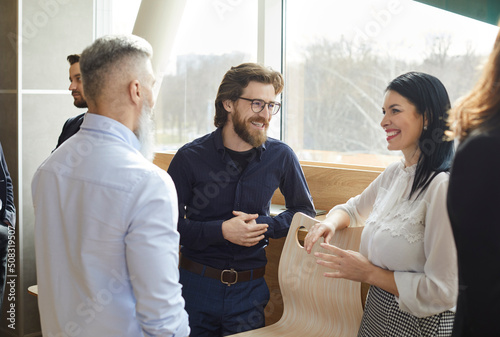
top-left (154, 0), bottom-right (259, 151)
top-left (100, 0), bottom-right (259, 151)
top-left (105, 0), bottom-right (499, 167)
top-left (96, 0), bottom-right (142, 37)
top-left (284, 0), bottom-right (499, 166)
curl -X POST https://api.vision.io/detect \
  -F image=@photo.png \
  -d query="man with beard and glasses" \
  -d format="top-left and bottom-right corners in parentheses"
top-left (55, 54), bottom-right (88, 149)
top-left (168, 62), bottom-right (315, 336)
top-left (32, 35), bottom-right (189, 337)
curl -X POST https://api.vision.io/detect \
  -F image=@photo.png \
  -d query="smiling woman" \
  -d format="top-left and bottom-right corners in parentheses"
top-left (381, 91), bottom-right (424, 163)
top-left (384, 72), bottom-right (454, 199)
top-left (303, 71), bottom-right (457, 336)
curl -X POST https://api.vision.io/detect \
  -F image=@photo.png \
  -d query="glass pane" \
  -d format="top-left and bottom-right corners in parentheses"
top-left (97, 0), bottom-right (142, 37)
top-left (110, 0), bottom-right (142, 34)
top-left (284, 0), bottom-right (499, 167)
top-left (154, 0), bottom-right (258, 151)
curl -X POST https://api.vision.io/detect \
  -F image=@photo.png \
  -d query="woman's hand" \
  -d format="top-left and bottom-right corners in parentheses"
top-left (304, 222), bottom-right (336, 254)
top-left (315, 243), bottom-right (399, 296)
top-left (304, 210), bottom-right (351, 254)
top-left (315, 243), bottom-right (374, 283)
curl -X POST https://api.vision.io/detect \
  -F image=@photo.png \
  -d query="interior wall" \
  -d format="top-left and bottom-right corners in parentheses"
top-left (0, 1), bottom-right (18, 185)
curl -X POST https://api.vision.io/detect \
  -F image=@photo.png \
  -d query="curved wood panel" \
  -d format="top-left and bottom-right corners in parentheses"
top-left (271, 165), bottom-right (380, 211)
top-left (231, 213), bottom-right (364, 336)
top-left (153, 152), bottom-right (175, 171)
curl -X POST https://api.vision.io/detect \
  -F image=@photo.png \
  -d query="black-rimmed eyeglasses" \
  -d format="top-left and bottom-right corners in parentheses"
top-left (238, 97), bottom-right (281, 115)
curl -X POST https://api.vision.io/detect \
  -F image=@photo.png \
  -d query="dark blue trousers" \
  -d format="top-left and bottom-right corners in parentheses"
top-left (180, 268), bottom-right (269, 337)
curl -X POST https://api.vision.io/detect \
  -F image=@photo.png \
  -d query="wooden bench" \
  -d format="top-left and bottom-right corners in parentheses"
top-left (153, 152), bottom-right (382, 325)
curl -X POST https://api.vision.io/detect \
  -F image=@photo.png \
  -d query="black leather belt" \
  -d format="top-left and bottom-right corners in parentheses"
top-left (179, 256), bottom-right (265, 286)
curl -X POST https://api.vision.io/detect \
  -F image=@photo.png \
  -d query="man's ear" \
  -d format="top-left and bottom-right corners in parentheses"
top-left (128, 80), bottom-right (141, 105)
top-left (223, 99), bottom-right (234, 113)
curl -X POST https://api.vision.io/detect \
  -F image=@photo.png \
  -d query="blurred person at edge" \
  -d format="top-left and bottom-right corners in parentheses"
top-left (305, 72), bottom-right (457, 336)
top-left (447, 22), bottom-right (500, 337)
top-left (55, 54), bottom-right (88, 149)
top-left (32, 35), bottom-right (189, 337)
top-left (168, 62), bottom-right (315, 336)
top-left (0, 142), bottom-right (15, 313)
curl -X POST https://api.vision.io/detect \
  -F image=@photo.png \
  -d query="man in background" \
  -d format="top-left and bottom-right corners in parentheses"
top-left (168, 62), bottom-right (315, 336)
top-left (0, 142), bottom-right (15, 313)
top-left (55, 54), bottom-right (87, 148)
top-left (33, 35), bottom-right (189, 336)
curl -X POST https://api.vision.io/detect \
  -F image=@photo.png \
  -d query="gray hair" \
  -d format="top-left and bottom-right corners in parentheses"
top-left (80, 34), bottom-right (153, 104)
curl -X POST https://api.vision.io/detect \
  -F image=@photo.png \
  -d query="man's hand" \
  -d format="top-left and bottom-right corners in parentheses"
top-left (222, 211), bottom-right (268, 247)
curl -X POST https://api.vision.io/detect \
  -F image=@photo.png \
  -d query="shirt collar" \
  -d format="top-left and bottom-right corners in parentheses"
top-left (80, 113), bottom-right (141, 151)
top-left (399, 159), bottom-right (417, 176)
top-left (214, 127), bottom-right (267, 160)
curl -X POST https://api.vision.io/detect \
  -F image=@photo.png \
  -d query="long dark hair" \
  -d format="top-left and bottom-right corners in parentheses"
top-left (386, 72), bottom-right (454, 199)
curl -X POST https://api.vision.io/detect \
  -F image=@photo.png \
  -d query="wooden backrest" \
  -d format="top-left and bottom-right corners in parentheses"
top-left (154, 152), bottom-right (381, 212)
top-left (153, 152), bottom-right (175, 171)
top-left (274, 212), bottom-right (364, 336)
top-left (271, 164), bottom-right (381, 211)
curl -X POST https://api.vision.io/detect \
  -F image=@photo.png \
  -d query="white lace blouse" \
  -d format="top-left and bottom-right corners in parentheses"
top-left (331, 161), bottom-right (457, 318)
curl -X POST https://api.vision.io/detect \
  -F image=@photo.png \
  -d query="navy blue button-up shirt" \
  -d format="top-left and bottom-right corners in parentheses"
top-left (168, 127), bottom-right (315, 271)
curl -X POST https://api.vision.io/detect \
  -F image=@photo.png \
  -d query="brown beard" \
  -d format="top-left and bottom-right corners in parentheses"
top-left (72, 92), bottom-right (88, 108)
top-left (232, 108), bottom-right (269, 147)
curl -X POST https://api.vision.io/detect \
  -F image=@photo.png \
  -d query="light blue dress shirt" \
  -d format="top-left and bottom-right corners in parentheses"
top-left (32, 113), bottom-right (189, 337)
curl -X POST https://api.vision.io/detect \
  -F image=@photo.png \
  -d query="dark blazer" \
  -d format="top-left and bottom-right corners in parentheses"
top-left (0, 142), bottom-right (15, 227)
top-left (55, 112), bottom-right (85, 149)
top-left (447, 126), bottom-right (500, 337)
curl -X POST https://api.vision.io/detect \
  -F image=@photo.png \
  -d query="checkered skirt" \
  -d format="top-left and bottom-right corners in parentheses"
top-left (357, 285), bottom-right (454, 337)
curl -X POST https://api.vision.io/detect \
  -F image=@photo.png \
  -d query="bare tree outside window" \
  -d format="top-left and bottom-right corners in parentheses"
top-left (284, 0), bottom-right (498, 166)
top-left (111, 0), bottom-right (498, 167)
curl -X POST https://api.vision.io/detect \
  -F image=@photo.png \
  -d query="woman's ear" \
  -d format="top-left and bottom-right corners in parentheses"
top-left (423, 113), bottom-right (429, 130)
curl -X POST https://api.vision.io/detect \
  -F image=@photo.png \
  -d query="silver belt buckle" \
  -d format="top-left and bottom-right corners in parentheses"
top-left (221, 268), bottom-right (238, 286)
